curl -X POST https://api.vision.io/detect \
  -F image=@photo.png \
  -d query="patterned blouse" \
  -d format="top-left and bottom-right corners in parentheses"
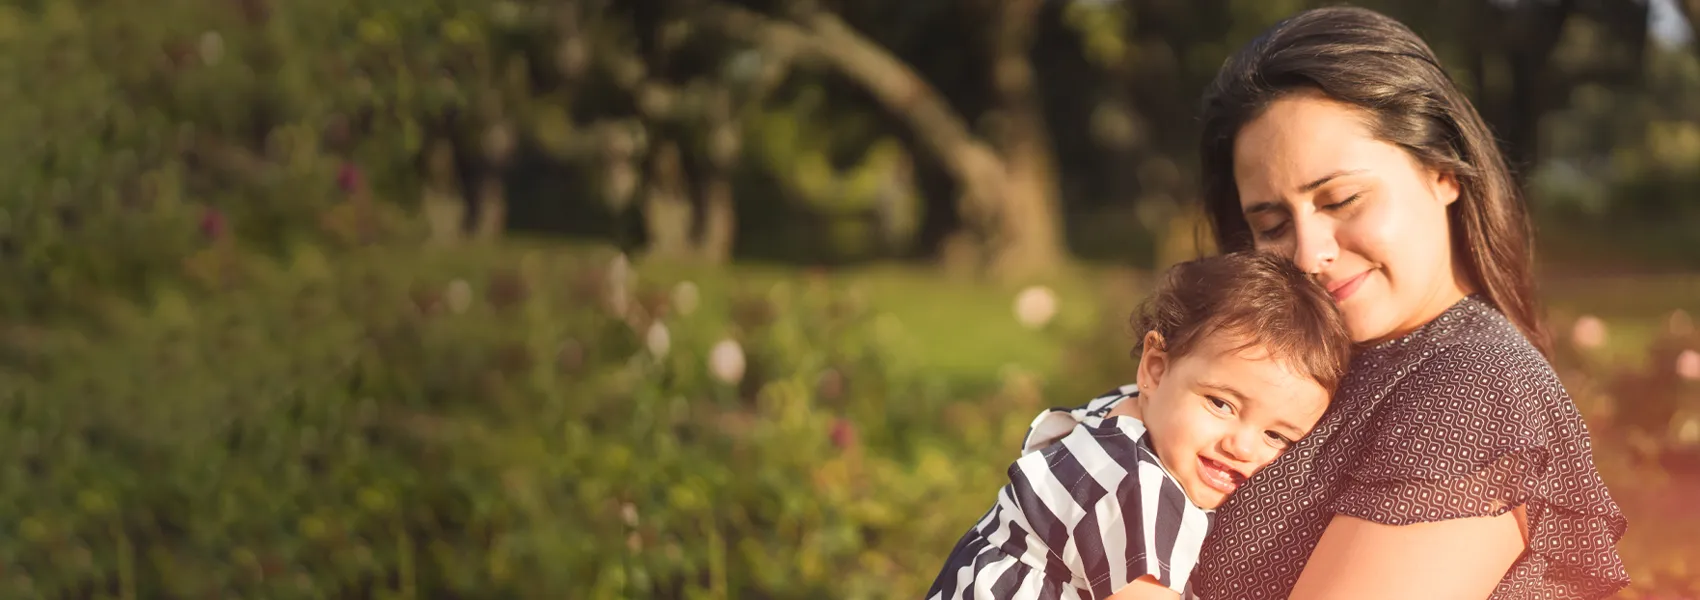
top-left (1191, 296), bottom-right (1629, 599)
top-left (927, 388), bottom-right (1215, 599)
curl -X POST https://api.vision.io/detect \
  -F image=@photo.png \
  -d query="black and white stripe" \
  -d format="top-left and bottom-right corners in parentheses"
top-left (926, 385), bottom-right (1214, 600)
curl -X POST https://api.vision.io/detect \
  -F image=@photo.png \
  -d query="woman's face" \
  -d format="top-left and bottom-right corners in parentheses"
top-left (1232, 91), bottom-right (1471, 344)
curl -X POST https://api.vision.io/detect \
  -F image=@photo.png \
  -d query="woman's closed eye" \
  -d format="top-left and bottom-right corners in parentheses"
top-left (1255, 220), bottom-right (1290, 241)
top-left (1323, 192), bottom-right (1363, 211)
top-left (1254, 193), bottom-right (1362, 240)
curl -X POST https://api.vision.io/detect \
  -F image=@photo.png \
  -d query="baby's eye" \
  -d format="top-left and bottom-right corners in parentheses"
top-left (1265, 431), bottom-right (1294, 449)
top-left (1207, 396), bottom-right (1234, 414)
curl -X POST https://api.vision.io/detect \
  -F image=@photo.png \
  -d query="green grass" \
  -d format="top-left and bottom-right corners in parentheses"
top-left (626, 256), bottom-right (1137, 384)
top-left (626, 250), bottom-right (1699, 380)
top-left (836, 264), bottom-right (1117, 380)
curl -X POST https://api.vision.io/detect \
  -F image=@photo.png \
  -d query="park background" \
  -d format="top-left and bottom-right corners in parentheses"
top-left (5, 0), bottom-right (1700, 597)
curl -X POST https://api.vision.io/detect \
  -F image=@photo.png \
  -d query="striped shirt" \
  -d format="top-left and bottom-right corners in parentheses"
top-left (926, 385), bottom-right (1214, 600)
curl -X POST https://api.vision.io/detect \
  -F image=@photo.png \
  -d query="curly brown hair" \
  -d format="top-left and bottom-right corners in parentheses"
top-left (1131, 251), bottom-right (1353, 392)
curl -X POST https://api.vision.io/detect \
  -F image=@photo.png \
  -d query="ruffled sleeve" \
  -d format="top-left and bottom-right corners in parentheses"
top-left (1333, 344), bottom-right (1629, 596)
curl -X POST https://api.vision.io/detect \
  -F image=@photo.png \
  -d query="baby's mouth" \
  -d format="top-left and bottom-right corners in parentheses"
top-left (1198, 456), bottom-right (1247, 495)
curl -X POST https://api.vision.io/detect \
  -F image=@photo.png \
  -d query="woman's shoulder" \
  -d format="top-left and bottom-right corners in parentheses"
top-left (1339, 298), bottom-right (1583, 477)
top-left (1331, 301), bottom-right (1629, 594)
top-left (1378, 296), bottom-right (1565, 405)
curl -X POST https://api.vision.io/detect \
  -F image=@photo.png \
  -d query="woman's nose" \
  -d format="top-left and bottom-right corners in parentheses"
top-left (1290, 217), bottom-right (1338, 275)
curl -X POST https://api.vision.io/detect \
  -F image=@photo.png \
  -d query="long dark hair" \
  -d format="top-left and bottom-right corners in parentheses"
top-left (1197, 6), bottom-right (1550, 355)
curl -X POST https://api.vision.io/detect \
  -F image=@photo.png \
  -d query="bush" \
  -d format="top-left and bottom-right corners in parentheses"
top-left (0, 245), bottom-right (1058, 598)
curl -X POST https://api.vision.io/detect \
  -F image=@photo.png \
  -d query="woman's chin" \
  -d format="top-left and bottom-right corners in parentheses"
top-left (1344, 311), bottom-right (1395, 345)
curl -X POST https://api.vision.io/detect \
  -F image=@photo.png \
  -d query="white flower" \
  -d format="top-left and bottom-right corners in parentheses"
top-left (645, 322), bottom-right (671, 359)
top-left (198, 31), bottom-right (224, 66)
top-left (446, 279), bottom-right (473, 315)
top-left (709, 339), bottom-right (746, 385)
top-left (672, 281), bottom-right (701, 316)
top-left (1013, 286), bottom-right (1058, 330)
top-left (1677, 349), bottom-right (1700, 381)
top-left (1570, 315), bottom-right (1607, 350)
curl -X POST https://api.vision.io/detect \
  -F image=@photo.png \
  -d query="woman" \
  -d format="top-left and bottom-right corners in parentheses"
top-left (1187, 6), bottom-right (1627, 599)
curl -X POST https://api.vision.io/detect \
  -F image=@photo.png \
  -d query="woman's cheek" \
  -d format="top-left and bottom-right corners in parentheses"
top-left (1341, 199), bottom-right (1401, 267)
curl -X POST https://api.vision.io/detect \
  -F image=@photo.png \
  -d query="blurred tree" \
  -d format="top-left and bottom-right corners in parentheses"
top-left (702, 1), bottom-right (1066, 279)
top-left (1677, 0), bottom-right (1700, 52)
top-left (1473, 0), bottom-right (1648, 176)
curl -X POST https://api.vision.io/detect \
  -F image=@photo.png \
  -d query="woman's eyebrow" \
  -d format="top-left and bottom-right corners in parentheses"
top-left (1297, 169), bottom-right (1368, 193)
top-left (1243, 200), bottom-right (1286, 216)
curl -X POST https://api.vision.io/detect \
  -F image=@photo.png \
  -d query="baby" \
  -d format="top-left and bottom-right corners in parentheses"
top-left (926, 251), bottom-right (1353, 600)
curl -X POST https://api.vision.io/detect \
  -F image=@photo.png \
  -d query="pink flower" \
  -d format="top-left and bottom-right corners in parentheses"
top-left (1570, 315), bottom-right (1607, 350)
top-left (337, 162), bottom-right (364, 193)
top-left (830, 418), bottom-right (858, 450)
top-left (199, 208), bottom-right (227, 240)
top-left (1677, 350), bottom-right (1700, 381)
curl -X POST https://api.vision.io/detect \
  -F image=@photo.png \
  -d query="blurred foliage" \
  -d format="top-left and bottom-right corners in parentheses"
top-left (0, 242), bottom-right (1087, 597)
top-left (5, 241), bottom-right (1700, 597)
top-left (9, 0), bottom-right (1700, 306)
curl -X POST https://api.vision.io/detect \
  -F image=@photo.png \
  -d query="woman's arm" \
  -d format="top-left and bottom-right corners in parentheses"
top-left (1288, 508), bottom-right (1527, 600)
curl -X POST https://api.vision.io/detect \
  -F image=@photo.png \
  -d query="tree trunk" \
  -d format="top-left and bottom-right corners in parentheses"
top-left (473, 176), bottom-right (506, 241)
top-left (987, 0), bottom-right (1065, 278)
top-left (699, 175), bottom-right (736, 263)
top-left (472, 118), bottom-right (515, 241)
top-left (1477, 0), bottom-right (1575, 178)
top-left (641, 141), bottom-right (696, 260)
top-left (423, 140), bottom-right (467, 246)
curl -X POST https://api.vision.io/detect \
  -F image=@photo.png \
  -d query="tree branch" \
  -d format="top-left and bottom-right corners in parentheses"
top-left (699, 2), bottom-right (1006, 224)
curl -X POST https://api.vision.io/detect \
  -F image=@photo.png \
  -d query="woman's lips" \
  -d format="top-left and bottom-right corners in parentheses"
top-left (1198, 456), bottom-right (1246, 495)
top-left (1326, 269), bottom-right (1371, 302)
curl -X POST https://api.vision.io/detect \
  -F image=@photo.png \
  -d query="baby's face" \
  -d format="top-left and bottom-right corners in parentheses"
top-left (1133, 333), bottom-right (1331, 509)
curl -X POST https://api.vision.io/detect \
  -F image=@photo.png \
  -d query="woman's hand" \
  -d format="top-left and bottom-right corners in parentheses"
top-left (1288, 508), bottom-right (1527, 600)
